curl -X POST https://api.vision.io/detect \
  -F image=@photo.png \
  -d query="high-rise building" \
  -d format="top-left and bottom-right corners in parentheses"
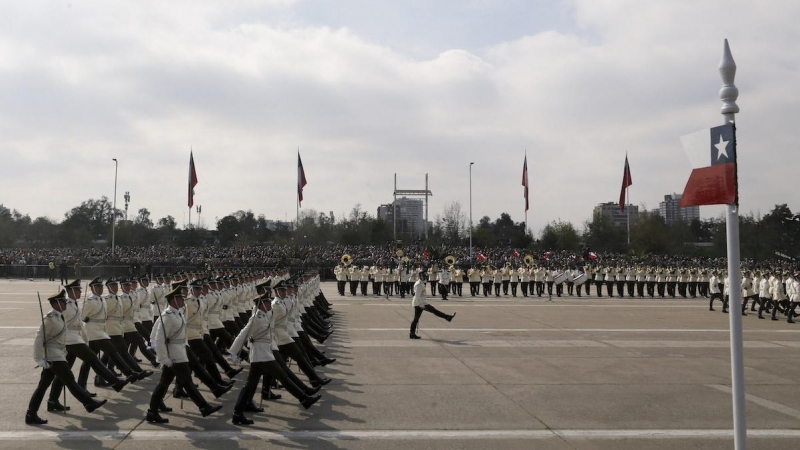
top-left (658, 193), bottom-right (699, 224)
top-left (593, 202), bottom-right (639, 228)
top-left (377, 197), bottom-right (425, 236)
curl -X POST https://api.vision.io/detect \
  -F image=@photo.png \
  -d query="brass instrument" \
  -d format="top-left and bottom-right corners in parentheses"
top-left (445, 255), bottom-right (455, 266)
top-left (341, 254), bottom-right (352, 266)
top-left (523, 254), bottom-right (534, 267)
top-left (396, 249), bottom-right (404, 258)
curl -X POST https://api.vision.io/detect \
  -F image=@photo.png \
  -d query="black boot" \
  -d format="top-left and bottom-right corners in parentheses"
top-left (261, 390), bottom-right (282, 400)
top-left (244, 402), bottom-right (264, 413)
top-left (159, 402), bottom-right (173, 413)
top-left (25, 411), bottom-right (47, 425)
top-left (311, 377), bottom-right (331, 387)
top-left (200, 404), bottom-right (223, 417)
top-left (232, 413), bottom-right (254, 425)
top-left (84, 399), bottom-right (107, 413)
top-left (212, 384), bottom-right (233, 398)
top-left (112, 378), bottom-right (130, 393)
top-left (146, 409), bottom-right (169, 424)
top-left (410, 334), bottom-right (421, 339)
top-left (301, 394), bottom-right (321, 410)
top-left (226, 368), bottom-right (243, 378)
top-left (447, 313), bottom-right (456, 322)
top-left (47, 400), bottom-right (70, 412)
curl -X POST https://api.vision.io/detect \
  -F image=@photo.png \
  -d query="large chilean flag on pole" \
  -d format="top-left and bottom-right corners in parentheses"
top-left (679, 122), bottom-right (737, 206)
top-left (619, 154), bottom-right (632, 211)
top-left (297, 151), bottom-right (308, 205)
top-left (188, 151), bottom-right (198, 208)
top-left (522, 155), bottom-right (529, 211)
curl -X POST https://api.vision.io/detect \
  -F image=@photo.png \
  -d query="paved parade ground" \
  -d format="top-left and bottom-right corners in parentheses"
top-left (1, 279), bottom-right (800, 449)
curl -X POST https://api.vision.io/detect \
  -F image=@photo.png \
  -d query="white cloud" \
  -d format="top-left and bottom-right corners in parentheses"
top-left (0, 0), bottom-right (798, 236)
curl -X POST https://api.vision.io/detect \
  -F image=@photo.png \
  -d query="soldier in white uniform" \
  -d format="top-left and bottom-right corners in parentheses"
top-left (146, 286), bottom-right (223, 424)
top-left (121, 278), bottom-right (158, 367)
top-left (228, 289), bottom-right (322, 426)
top-left (438, 266), bottom-right (451, 300)
top-left (26, 290), bottom-right (107, 425)
top-left (103, 278), bottom-right (152, 378)
top-left (409, 273), bottom-right (455, 339)
top-left (79, 278), bottom-right (149, 388)
top-left (757, 272), bottom-right (772, 319)
top-left (427, 265), bottom-right (439, 296)
top-left (47, 279), bottom-right (129, 412)
top-left (708, 272), bottom-right (723, 311)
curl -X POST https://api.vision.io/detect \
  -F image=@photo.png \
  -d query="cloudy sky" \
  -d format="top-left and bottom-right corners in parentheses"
top-left (1, 0), bottom-right (798, 235)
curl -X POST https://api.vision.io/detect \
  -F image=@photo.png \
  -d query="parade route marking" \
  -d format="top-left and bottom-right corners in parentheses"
top-left (340, 339), bottom-right (800, 348)
top-left (708, 384), bottom-right (800, 420)
top-left (348, 327), bottom-right (800, 333)
top-left (0, 429), bottom-right (798, 441)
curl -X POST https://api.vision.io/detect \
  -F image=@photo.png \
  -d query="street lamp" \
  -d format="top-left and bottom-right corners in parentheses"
top-left (469, 162), bottom-right (474, 262)
top-left (112, 158), bottom-right (118, 256)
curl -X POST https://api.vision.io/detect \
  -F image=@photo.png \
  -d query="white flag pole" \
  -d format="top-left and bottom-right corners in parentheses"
top-left (720, 39), bottom-right (746, 450)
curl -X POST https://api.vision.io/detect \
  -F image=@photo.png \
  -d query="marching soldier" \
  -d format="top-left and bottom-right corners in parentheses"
top-left (26, 289), bottom-right (107, 425)
top-left (228, 289), bottom-right (322, 426)
top-left (47, 280), bottom-right (129, 412)
top-left (409, 273), bottom-right (455, 339)
top-left (120, 278), bottom-right (157, 367)
top-left (146, 286), bottom-right (223, 424)
top-left (468, 265), bottom-right (481, 297)
top-left (427, 264), bottom-right (438, 296)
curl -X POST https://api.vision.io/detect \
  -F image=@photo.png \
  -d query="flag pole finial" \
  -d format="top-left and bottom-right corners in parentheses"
top-left (719, 39), bottom-right (739, 116)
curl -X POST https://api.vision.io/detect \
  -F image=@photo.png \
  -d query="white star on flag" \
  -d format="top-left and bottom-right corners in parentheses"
top-left (715, 134), bottom-right (729, 161)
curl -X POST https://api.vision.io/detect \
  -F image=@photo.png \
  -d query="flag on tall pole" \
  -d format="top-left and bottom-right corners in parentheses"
top-left (678, 123), bottom-right (737, 206)
top-left (619, 154), bottom-right (632, 211)
top-left (188, 151), bottom-right (198, 208)
top-left (521, 155), bottom-right (529, 211)
top-left (297, 151), bottom-right (307, 205)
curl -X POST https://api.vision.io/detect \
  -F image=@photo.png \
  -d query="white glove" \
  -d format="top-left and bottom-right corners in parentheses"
top-left (160, 357), bottom-right (173, 368)
top-left (36, 359), bottom-right (51, 369)
top-left (229, 353), bottom-right (242, 365)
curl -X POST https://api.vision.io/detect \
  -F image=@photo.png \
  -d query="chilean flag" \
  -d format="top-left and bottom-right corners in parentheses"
top-left (619, 155), bottom-right (632, 211)
top-left (188, 151), bottom-right (198, 208)
top-left (522, 155), bottom-right (529, 212)
top-left (679, 123), bottom-right (737, 206)
top-left (476, 252), bottom-right (486, 262)
top-left (298, 151), bottom-right (308, 205)
top-left (588, 252), bottom-right (598, 260)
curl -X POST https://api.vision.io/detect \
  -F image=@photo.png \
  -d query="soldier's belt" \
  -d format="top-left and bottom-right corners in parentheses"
top-left (165, 339), bottom-right (186, 345)
top-left (107, 317), bottom-right (123, 321)
top-left (186, 324), bottom-right (202, 329)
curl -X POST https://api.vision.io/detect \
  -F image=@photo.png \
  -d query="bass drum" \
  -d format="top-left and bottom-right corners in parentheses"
top-left (553, 272), bottom-right (568, 284)
top-left (572, 273), bottom-right (588, 286)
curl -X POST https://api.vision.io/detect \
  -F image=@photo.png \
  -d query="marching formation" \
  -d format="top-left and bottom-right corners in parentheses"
top-left (334, 256), bottom-right (800, 325)
top-left (26, 269), bottom-right (337, 426)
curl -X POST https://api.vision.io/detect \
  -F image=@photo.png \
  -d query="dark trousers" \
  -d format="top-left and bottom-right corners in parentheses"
top-left (81, 338), bottom-right (135, 385)
top-left (470, 282), bottom-right (480, 296)
top-left (494, 282), bottom-right (501, 296)
top-left (262, 350), bottom-right (311, 395)
top-left (429, 281), bottom-right (437, 296)
top-left (189, 338), bottom-right (224, 384)
top-left (595, 280), bottom-right (604, 297)
top-left (627, 281), bottom-right (635, 297)
top-left (125, 330), bottom-right (156, 364)
top-left (210, 327), bottom-right (234, 351)
top-left (279, 342), bottom-right (322, 384)
top-left (438, 284), bottom-right (449, 300)
top-left (204, 334), bottom-right (234, 373)
top-left (373, 282), bottom-right (382, 295)
top-left (360, 281), bottom-right (368, 295)
top-left (606, 281), bottom-right (615, 297)
top-left (647, 282), bottom-right (655, 297)
top-left (410, 305), bottom-right (450, 335)
top-left (50, 343), bottom-right (119, 401)
top-left (105, 334), bottom-right (144, 374)
top-left (520, 282), bottom-right (528, 296)
top-left (616, 281), bottom-right (625, 297)
top-left (482, 282), bottom-right (491, 296)
top-left (349, 281), bottom-right (358, 295)
top-left (657, 282), bottom-right (666, 297)
top-left (709, 292), bottom-right (724, 310)
top-left (149, 362), bottom-right (208, 411)
top-left (29, 361), bottom-right (93, 413)
top-left (636, 282), bottom-right (645, 297)
top-left (510, 281), bottom-right (519, 296)
top-left (337, 281), bottom-right (346, 296)
top-left (236, 360), bottom-right (308, 414)
top-left (502, 280), bottom-right (510, 295)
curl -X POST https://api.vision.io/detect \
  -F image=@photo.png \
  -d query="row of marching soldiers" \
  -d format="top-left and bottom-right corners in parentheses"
top-left (26, 269), bottom-right (337, 426)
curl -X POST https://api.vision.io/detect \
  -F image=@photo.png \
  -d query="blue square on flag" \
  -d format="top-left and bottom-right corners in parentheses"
top-left (710, 123), bottom-right (736, 166)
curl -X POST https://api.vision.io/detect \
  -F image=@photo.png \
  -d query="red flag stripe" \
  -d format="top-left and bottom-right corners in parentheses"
top-left (298, 152), bottom-right (307, 205)
top-left (679, 163), bottom-right (736, 207)
top-left (619, 155), bottom-right (632, 211)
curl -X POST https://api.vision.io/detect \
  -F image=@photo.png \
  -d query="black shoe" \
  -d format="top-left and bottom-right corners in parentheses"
top-left (47, 400), bottom-right (70, 412)
top-left (722, 310), bottom-right (729, 314)
top-left (133, 357), bottom-right (142, 363)
top-left (85, 399), bottom-right (107, 413)
top-left (320, 358), bottom-right (336, 366)
top-left (25, 412), bottom-right (47, 425)
top-left (200, 404), bottom-right (223, 417)
top-left (220, 379), bottom-right (236, 388)
top-left (232, 413), bottom-right (254, 425)
top-left (789, 319), bottom-right (795, 324)
top-left (212, 384), bottom-right (232, 398)
top-left (112, 378), bottom-right (130, 393)
top-left (159, 402), bottom-right (173, 413)
top-left (226, 368), bottom-right (243, 378)
top-left (244, 402), bottom-right (264, 413)
top-left (94, 377), bottom-right (112, 388)
top-left (305, 385), bottom-right (321, 396)
top-left (410, 334), bottom-right (421, 339)
top-left (173, 387), bottom-right (188, 398)
top-left (709, 308), bottom-right (715, 311)
top-left (146, 409), bottom-right (169, 424)
top-left (261, 391), bottom-right (282, 400)
top-left (139, 370), bottom-right (154, 379)
top-left (126, 374), bottom-right (139, 385)
top-left (311, 377), bottom-right (332, 388)
top-left (772, 317), bottom-right (779, 321)
top-left (447, 313), bottom-right (456, 322)
top-left (759, 315), bottom-right (765, 319)
top-left (301, 394), bottom-right (321, 410)
top-left (87, 392), bottom-right (97, 397)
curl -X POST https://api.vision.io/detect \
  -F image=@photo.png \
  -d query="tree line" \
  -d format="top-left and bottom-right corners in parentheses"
top-left (1, 197), bottom-right (798, 261)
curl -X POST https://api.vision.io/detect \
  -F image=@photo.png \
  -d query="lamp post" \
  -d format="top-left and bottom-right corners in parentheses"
top-left (112, 158), bottom-right (118, 257)
top-left (469, 162), bottom-right (474, 262)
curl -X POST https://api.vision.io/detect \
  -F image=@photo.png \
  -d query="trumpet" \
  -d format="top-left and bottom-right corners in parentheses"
top-left (445, 255), bottom-right (455, 266)
top-left (341, 254), bottom-right (352, 266)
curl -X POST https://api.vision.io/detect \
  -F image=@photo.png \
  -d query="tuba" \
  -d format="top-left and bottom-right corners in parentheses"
top-left (396, 249), bottom-right (404, 258)
top-left (341, 254), bottom-right (352, 266)
top-left (445, 255), bottom-right (455, 266)
top-left (524, 254), bottom-right (534, 267)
